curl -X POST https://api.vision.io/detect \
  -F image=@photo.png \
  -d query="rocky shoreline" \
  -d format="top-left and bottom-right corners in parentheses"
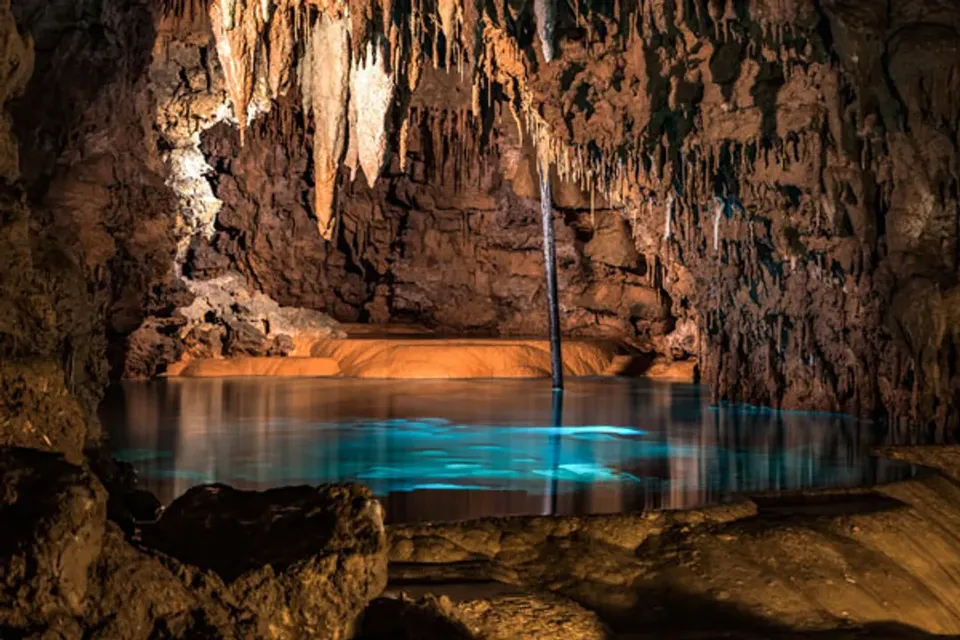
top-left (3, 442), bottom-right (960, 638)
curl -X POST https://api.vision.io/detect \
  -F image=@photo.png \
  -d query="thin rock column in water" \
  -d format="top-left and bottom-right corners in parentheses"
top-left (539, 156), bottom-right (563, 391)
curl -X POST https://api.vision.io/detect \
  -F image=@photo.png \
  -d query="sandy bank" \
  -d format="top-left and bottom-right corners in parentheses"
top-left (161, 333), bottom-right (698, 381)
top-left (308, 338), bottom-right (619, 379)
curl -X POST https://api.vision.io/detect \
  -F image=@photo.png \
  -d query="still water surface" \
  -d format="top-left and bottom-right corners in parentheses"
top-left (100, 378), bottom-right (916, 523)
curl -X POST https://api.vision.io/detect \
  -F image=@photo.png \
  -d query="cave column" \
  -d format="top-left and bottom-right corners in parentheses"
top-left (538, 154), bottom-right (564, 391)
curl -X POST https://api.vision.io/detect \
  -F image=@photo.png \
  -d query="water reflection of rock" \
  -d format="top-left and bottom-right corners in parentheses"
top-left (103, 380), bottom-right (914, 522)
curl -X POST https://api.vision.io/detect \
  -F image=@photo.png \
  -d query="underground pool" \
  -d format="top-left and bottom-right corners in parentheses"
top-left (99, 377), bottom-right (917, 523)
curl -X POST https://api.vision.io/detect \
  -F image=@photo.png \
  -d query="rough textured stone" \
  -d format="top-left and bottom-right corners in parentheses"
top-left (0, 449), bottom-right (390, 639)
top-left (145, 483), bottom-right (388, 639)
top-left (385, 451), bottom-right (960, 637)
top-left (0, 448), bottom-right (107, 629)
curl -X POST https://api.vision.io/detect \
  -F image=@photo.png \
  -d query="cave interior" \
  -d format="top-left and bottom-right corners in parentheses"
top-left (2, 0), bottom-right (960, 638)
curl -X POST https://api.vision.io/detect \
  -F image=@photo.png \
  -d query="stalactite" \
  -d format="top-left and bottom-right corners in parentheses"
top-left (267, 3), bottom-right (295, 97)
top-left (299, 11), bottom-right (351, 240)
top-left (221, 0), bottom-right (238, 30)
top-left (209, 0), bottom-right (263, 141)
top-left (438, 0), bottom-right (461, 68)
top-left (664, 192), bottom-right (675, 240)
top-left (351, 38), bottom-right (396, 188)
top-left (713, 197), bottom-right (724, 252)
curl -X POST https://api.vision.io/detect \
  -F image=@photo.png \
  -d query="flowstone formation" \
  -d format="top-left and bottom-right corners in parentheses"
top-left (156, 0), bottom-right (960, 430)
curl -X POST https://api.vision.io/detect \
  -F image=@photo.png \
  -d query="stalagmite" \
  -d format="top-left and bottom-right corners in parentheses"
top-left (351, 39), bottom-right (396, 188)
top-left (299, 12), bottom-right (351, 240)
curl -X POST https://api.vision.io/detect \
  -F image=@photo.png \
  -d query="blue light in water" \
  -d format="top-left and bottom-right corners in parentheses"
top-left (113, 449), bottom-right (173, 462)
top-left (403, 483), bottom-right (493, 492)
top-left (511, 425), bottom-right (646, 436)
top-left (409, 449), bottom-right (449, 457)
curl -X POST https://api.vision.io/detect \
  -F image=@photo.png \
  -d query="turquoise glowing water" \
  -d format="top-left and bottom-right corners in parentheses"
top-left (100, 378), bottom-right (916, 523)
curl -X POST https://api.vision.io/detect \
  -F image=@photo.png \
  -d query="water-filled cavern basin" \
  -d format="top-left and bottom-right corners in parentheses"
top-left (100, 378), bottom-right (916, 523)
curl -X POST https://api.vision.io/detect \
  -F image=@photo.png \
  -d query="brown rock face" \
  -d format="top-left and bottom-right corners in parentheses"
top-left (196, 96), bottom-right (673, 352)
top-left (2, 0), bottom-right (959, 433)
top-left (0, 448), bottom-right (389, 639)
top-left (145, 483), bottom-right (388, 638)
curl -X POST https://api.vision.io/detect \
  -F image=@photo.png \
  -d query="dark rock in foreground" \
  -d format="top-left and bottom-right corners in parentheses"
top-left (357, 592), bottom-right (610, 640)
top-left (0, 448), bottom-right (106, 630)
top-left (0, 447), bottom-right (388, 639)
top-left (146, 483), bottom-right (388, 638)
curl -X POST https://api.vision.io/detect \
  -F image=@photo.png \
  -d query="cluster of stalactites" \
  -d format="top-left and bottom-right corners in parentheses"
top-left (199, 0), bottom-right (498, 239)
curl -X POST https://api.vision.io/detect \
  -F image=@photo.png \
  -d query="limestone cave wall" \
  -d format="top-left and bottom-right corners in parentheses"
top-left (0, 0), bottom-right (958, 441)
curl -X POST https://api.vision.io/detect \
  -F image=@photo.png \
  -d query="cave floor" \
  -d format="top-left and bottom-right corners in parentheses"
top-left (382, 447), bottom-right (960, 638)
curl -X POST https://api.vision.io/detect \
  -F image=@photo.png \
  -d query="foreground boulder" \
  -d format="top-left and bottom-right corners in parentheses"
top-left (0, 447), bottom-right (388, 639)
top-left (145, 483), bottom-right (389, 639)
top-left (0, 448), bottom-right (106, 630)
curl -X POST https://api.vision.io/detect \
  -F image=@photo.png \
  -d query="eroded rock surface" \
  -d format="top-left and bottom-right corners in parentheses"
top-left (0, 448), bottom-right (389, 639)
top-left (124, 272), bottom-right (345, 378)
top-left (359, 592), bottom-right (610, 640)
top-left (385, 456), bottom-right (960, 637)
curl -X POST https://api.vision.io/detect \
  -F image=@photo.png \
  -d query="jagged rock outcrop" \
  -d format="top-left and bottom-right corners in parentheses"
top-left (0, 448), bottom-right (107, 632)
top-left (145, 483), bottom-right (388, 638)
top-left (0, 447), bottom-right (388, 639)
top-left (123, 271), bottom-right (345, 378)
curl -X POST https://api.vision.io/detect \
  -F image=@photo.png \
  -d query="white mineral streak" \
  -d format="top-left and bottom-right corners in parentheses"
top-left (350, 39), bottom-right (396, 189)
top-left (299, 13), bottom-right (351, 239)
top-left (713, 197), bottom-right (724, 251)
top-left (221, 0), bottom-right (237, 29)
top-left (664, 192), bottom-right (675, 240)
top-left (534, 0), bottom-right (556, 62)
